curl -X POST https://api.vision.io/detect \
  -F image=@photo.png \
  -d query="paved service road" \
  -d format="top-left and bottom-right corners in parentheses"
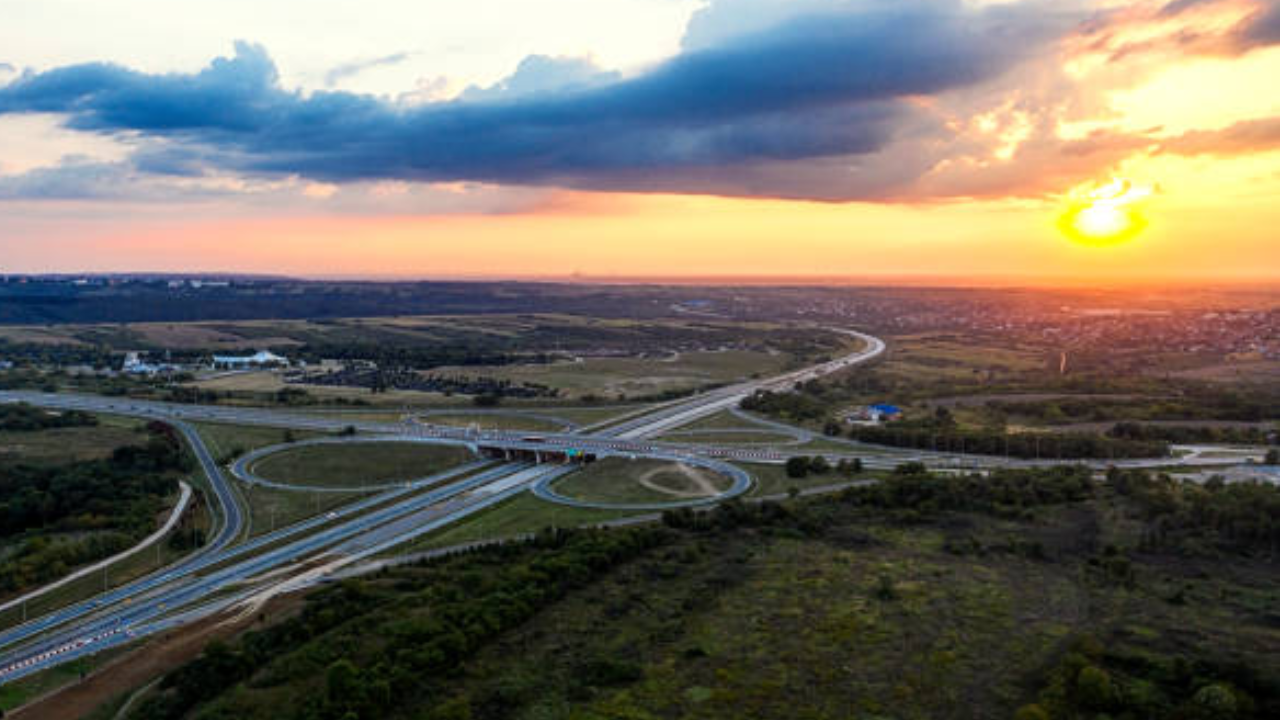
top-left (1, 327), bottom-right (1260, 686)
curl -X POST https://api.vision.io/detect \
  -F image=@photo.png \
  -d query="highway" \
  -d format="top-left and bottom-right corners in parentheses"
top-left (0, 326), bottom-right (1258, 687)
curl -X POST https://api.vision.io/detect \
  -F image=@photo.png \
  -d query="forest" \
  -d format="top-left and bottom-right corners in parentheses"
top-left (0, 421), bottom-right (191, 595)
top-left (115, 465), bottom-right (1278, 720)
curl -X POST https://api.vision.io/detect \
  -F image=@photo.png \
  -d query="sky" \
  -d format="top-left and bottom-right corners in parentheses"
top-left (0, 0), bottom-right (1277, 283)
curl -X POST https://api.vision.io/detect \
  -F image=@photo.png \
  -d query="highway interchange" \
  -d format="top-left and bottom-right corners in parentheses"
top-left (0, 329), bottom-right (1264, 686)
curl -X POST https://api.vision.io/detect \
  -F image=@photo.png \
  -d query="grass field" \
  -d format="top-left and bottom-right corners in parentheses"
top-left (737, 462), bottom-right (887, 497)
top-left (401, 493), bottom-right (641, 553)
top-left (657, 430), bottom-right (801, 445)
top-left (431, 350), bottom-right (792, 401)
top-left (238, 485), bottom-right (366, 538)
top-left (249, 441), bottom-right (475, 489)
top-left (552, 458), bottom-right (733, 505)
top-left (189, 371), bottom-right (452, 406)
top-left (662, 410), bottom-right (768, 432)
top-left (0, 413), bottom-right (148, 466)
top-left (129, 314), bottom-right (845, 406)
top-left (192, 422), bottom-right (323, 460)
top-left (418, 413), bottom-right (568, 432)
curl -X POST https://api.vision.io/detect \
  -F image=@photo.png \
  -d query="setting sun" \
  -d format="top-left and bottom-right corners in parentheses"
top-left (1058, 179), bottom-right (1153, 247)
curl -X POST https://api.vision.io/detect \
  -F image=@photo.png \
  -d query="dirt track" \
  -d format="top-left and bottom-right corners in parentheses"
top-left (638, 463), bottom-right (721, 499)
top-left (12, 593), bottom-right (306, 720)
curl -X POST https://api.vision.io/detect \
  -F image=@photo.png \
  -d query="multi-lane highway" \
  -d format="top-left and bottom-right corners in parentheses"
top-left (0, 329), bottom-right (888, 684)
top-left (0, 327), bottom-right (1259, 687)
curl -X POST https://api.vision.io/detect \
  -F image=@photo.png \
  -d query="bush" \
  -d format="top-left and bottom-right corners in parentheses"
top-left (785, 457), bottom-right (810, 479)
top-left (1013, 704), bottom-right (1050, 720)
top-left (1076, 665), bottom-right (1115, 711)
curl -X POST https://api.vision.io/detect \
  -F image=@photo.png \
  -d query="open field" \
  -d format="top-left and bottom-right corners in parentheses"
top-left (292, 404), bottom-right (646, 427)
top-left (661, 410), bottom-right (765, 432)
top-left (737, 462), bottom-right (888, 497)
top-left (0, 413), bottom-right (149, 466)
top-left (189, 371), bottom-right (460, 406)
top-left (238, 485), bottom-right (366, 538)
top-left (656, 430), bottom-right (800, 445)
top-left (192, 422), bottom-right (323, 461)
top-left (430, 349), bottom-right (794, 401)
top-left (871, 332), bottom-right (1049, 390)
top-left (250, 442), bottom-right (476, 489)
top-left (186, 350), bottom-right (806, 406)
top-left (552, 458), bottom-right (733, 505)
top-left (400, 493), bottom-right (640, 553)
top-left (417, 413), bottom-right (568, 432)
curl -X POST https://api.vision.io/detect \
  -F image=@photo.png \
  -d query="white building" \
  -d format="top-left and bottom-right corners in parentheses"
top-left (122, 352), bottom-right (179, 376)
top-left (211, 350), bottom-right (289, 370)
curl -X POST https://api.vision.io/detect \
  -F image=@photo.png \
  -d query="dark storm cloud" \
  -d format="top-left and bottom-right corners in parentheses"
top-left (0, 3), bottom-right (1069, 199)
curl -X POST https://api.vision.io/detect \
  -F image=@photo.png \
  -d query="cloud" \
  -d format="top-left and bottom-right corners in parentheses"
top-left (1094, 1), bottom-right (1280, 60)
top-left (1240, 2), bottom-right (1280, 47)
top-left (0, 3), bottom-right (1078, 201)
top-left (1159, 115), bottom-right (1280, 156)
top-left (324, 52), bottom-right (412, 88)
top-left (461, 55), bottom-right (620, 102)
top-left (0, 157), bottom-right (133, 200)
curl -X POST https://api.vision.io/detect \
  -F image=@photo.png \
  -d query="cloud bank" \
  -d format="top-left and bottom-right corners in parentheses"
top-left (0, 1), bottom-right (1079, 201)
top-left (0, 0), bottom-right (1275, 203)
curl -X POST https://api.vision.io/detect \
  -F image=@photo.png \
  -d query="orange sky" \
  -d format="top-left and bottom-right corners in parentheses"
top-left (0, 0), bottom-right (1277, 283)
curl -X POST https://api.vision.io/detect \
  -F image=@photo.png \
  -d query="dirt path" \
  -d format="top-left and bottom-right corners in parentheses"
top-left (11, 593), bottom-right (305, 720)
top-left (637, 463), bottom-right (721, 499)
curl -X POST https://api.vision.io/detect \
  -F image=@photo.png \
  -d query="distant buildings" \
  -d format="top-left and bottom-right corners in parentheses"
top-left (211, 350), bottom-right (289, 370)
top-left (122, 352), bottom-right (180, 376)
top-left (847, 403), bottom-right (903, 424)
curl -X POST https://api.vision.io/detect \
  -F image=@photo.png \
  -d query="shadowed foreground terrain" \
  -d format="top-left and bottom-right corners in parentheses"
top-left (92, 465), bottom-right (1279, 720)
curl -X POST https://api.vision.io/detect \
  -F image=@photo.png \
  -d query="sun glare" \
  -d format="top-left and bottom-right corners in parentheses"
top-left (1058, 178), bottom-right (1152, 247)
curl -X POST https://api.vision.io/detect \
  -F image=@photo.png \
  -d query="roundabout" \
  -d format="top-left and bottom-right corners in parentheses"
top-left (529, 452), bottom-right (753, 511)
top-left (229, 436), bottom-right (484, 493)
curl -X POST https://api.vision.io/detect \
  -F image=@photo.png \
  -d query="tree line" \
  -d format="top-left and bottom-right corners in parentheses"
top-left (0, 421), bottom-right (191, 595)
top-left (0, 402), bottom-right (97, 432)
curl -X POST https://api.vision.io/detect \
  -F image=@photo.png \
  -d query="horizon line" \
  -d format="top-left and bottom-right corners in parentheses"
top-left (4, 270), bottom-right (1278, 291)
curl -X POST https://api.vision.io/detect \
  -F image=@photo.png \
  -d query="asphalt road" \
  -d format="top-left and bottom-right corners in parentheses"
top-left (0, 327), bottom-right (1261, 687)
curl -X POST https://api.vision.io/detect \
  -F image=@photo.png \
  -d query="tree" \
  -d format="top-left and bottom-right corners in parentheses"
top-left (326, 659), bottom-right (364, 710)
top-left (1076, 665), bottom-right (1114, 710)
top-left (1265, 449), bottom-right (1279, 466)
top-left (1191, 683), bottom-right (1239, 720)
top-left (472, 393), bottom-right (501, 407)
top-left (785, 457), bottom-right (810, 479)
top-left (1013, 704), bottom-right (1049, 720)
top-left (808, 455), bottom-right (830, 475)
